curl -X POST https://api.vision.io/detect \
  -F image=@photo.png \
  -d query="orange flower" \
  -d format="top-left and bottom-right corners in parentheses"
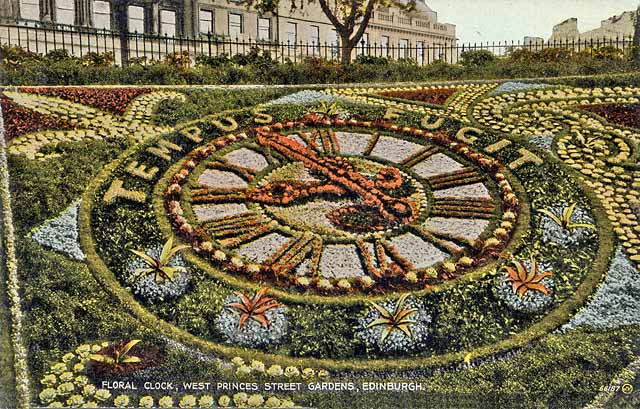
top-left (503, 256), bottom-right (553, 297)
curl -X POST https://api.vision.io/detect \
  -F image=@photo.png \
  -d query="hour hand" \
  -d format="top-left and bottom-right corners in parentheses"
top-left (248, 181), bottom-right (347, 205)
top-left (190, 181), bottom-right (347, 206)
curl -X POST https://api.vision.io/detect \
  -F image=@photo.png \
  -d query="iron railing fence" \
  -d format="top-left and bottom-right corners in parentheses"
top-left (0, 22), bottom-right (636, 66)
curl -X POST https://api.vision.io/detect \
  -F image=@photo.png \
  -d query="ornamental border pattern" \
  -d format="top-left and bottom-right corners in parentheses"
top-left (0, 92), bottom-right (31, 409)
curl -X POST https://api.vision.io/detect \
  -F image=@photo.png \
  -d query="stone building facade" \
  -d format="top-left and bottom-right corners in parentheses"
top-left (549, 11), bottom-right (635, 42)
top-left (1, 0), bottom-right (456, 58)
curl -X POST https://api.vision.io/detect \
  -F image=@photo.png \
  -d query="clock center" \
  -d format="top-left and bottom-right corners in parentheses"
top-left (256, 157), bottom-right (429, 240)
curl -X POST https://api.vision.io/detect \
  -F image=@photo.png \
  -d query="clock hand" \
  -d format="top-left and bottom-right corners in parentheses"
top-left (247, 180), bottom-right (347, 205)
top-left (256, 129), bottom-right (417, 223)
top-left (191, 181), bottom-right (347, 206)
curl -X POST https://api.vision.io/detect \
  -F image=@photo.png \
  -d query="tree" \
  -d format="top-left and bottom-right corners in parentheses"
top-left (246, 0), bottom-right (416, 64)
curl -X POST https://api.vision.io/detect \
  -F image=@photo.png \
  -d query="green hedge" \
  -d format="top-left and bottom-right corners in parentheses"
top-left (1, 44), bottom-right (638, 86)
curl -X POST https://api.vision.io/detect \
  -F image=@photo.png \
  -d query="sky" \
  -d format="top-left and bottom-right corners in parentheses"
top-left (426, 0), bottom-right (638, 44)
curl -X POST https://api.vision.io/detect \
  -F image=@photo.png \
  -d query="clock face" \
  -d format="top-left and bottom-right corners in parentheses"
top-left (170, 117), bottom-right (520, 294)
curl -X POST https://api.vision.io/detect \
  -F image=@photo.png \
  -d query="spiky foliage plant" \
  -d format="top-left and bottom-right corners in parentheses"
top-left (539, 202), bottom-right (595, 232)
top-left (366, 293), bottom-right (417, 344)
top-left (128, 236), bottom-right (189, 283)
top-left (90, 340), bottom-right (141, 369)
top-left (227, 287), bottom-right (282, 329)
top-left (503, 255), bottom-right (553, 297)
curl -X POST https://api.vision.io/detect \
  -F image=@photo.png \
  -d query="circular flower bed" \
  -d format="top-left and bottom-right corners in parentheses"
top-left (494, 258), bottom-right (555, 314)
top-left (356, 296), bottom-right (432, 355)
top-left (215, 294), bottom-right (288, 347)
top-left (124, 246), bottom-right (190, 303)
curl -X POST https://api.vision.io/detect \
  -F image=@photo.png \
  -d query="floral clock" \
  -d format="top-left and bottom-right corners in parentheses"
top-left (78, 92), bottom-right (608, 373)
top-left (166, 114), bottom-right (523, 295)
top-left (3, 85), bottom-right (630, 409)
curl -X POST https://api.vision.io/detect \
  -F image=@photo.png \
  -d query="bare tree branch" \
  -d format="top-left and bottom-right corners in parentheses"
top-left (346, 0), bottom-right (359, 31)
top-left (350, 0), bottom-right (376, 46)
top-left (318, 0), bottom-right (345, 31)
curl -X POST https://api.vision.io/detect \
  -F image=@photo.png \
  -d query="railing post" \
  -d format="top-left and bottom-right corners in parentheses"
top-left (25, 27), bottom-right (31, 54)
top-left (79, 27), bottom-right (84, 58)
top-left (44, 27), bottom-right (48, 54)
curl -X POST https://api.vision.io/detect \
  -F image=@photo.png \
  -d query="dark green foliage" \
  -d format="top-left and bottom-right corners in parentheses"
top-left (8, 139), bottom-right (128, 234)
top-left (302, 329), bottom-right (638, 409)
top-left (286, 305), bottom-right (362, 358)
top-left (151, 275), bottom-right (230, 339)
top-left (0, 255), bottom-right (17, 409)
top-left (3, 43), bottom-right (638, 85)
top-left (153, 88), bottom-right (298, 126)
top-left (354, 55), bottom-right (391, 65)
top-left (544, 72), bottom-right (640, 88)
top-left (460, 49), bottom-right (498, 68)
top-left (18, 240), bottom-right (140, 378)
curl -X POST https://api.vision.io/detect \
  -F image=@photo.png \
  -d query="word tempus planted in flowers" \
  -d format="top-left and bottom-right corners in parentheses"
top-left (1, 82), bottom-right (639, 409)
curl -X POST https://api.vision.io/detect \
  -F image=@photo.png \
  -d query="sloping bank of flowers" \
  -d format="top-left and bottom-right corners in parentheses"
top-left (0, 100), bottom-right (31, 408)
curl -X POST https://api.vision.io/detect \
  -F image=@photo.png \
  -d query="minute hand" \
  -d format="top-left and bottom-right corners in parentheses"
top-left (257, 130), bottom-right (415, 222)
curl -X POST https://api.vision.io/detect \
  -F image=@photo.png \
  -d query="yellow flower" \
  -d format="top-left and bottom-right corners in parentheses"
top-left (247, 394), bottom-right (265, 407)
top-left (266, 364), bottom-right (284, 377)
top-left (114, 394), bottom-right (130, 407)
top-left (218, 395), bottom-right (231, 407)
top-left (198, 395), bottom-right (214, 408)
top-left (233, 392), bottom-right (248, 406)
top-left (302, 368), bottom-right (315, 379)
top-left (284, 366), bottom-right (300, 377)
top-left (337, 279), bottom-right (351, 289)
top-left (250, 360), bottom-right (265, 372)
top-left (158, 396), bottom-right (174, 408)
top-left (139, 396), bottom-right (154, 408)
top-left (178, 394), bottom-right (197, 408)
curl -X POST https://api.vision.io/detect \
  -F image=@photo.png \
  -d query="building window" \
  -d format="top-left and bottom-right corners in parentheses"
top-left (399, 38), bottom-right (409, 58)
top-left (416, 40), bottom-right (424, 64)
top-left (257, 17), bottom-right (271, 40)
top-left (329, 29), bottom-right (338, 58)
top-left (160, 9), bottom-right (176, 36)
top-left (434, 42), bottom-right (443, 60)
top-left (128, 5), bottom-right (145, 33)
top-left (381, 35), bottom-right (389, 57)
top-left (309, 25), bottom-right (320, 53)
top-left (199, 9), bottom-right (214, 34)
top-left (286, 21), bottom-right (297, 45)
top-left (56, 0), bottom-right (75, 25)
top-left (19, 0), bottom-right (39, 20)
top-left (228, 12), bottom-right (243, 38)
top-left (93, 0), bottom-right (111, 30)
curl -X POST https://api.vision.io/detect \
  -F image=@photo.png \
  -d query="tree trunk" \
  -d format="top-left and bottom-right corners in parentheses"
top-left (339, 31), bottom-right (353, 65)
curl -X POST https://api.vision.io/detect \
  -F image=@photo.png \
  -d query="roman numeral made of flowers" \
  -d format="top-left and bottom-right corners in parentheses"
top-left (4, 90), bottom-right (186, 160)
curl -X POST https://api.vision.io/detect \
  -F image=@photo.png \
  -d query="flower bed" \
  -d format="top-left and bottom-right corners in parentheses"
top-left (0, 96), bottom-right (75, 141)
top-left (18, 87), bottom-right (152, 115)
top-left (377, 87), bottom-right (457, 105)
top-left (1, 82), bottom-right (637, 409)
top-left (579, 102), bottom-right (640, 129)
